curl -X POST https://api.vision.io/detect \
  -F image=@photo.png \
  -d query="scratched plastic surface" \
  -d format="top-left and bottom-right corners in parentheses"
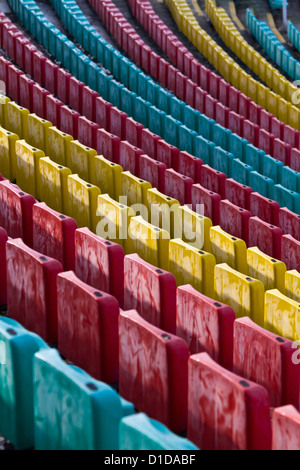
top-left (272, 406), bottom-right (300, 450)
top-left (33, 348), bottom-right (134, 450)
top-left (119, 309), bottom-right (189, 433)
top-left (120, 413), bottom-right (199, 450)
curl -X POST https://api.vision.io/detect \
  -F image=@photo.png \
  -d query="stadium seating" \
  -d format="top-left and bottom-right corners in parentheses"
top-left (0, 0), bottom-right (299, 452)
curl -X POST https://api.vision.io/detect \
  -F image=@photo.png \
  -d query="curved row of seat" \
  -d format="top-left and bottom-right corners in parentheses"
top-left (247, 9), bottom-right (300, 81)
top-left (91, 0), bottom-right (300, 174)
top-left (205, 0), bottom-right (297, 103)
top-left (166, 0), bottom-right (300, 130)
top-left (1, 48), bottom-right (300, 349)
top-left (4, 3), bottom-right (300, 215)
top-left (288, 20), bottom-right (300, 52)
top-left (0, 0), bottom-right (299, 451)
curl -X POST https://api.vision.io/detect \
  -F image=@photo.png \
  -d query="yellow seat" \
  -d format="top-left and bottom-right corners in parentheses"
top-left (214, 263), bottom-right (265, 326)
top-left (0, 126), bottom-right (18, 180)
top-left (127, 215), bottom-right (170, 270)
top-left (15, 139), bottom-right (45, 199)
top-left (210, 225), bottom-right (247, 274)
top-left (146, 188), bottom-right (180, 239)
top-left (46, 127), bottom-right (73, 167)
top-left (27, 114), bottom-right (52, 152)
top-left (38, 157), bottom-right (71, 213)
top-left (96, 193), bottom-right (134, 249)
top-left (247, 247), bottom-right (286, 292)
top-left (285, 270), bottom-right (300, 303)
top-left (264, 289), bottom-right (300, 341)
top-left (169, 238), bottom-right (215, 297)
top-left (90, 155), bottom-right (122, 200)
top-left (68, 140), bottom-right (97, 182)
top-left (6, 102), bottom-right (29, 140)
top-left (66, 174), bottom-right (100, 232)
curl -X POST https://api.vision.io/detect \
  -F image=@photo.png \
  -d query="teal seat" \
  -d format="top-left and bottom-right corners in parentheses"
top-left (120, 413), bottom-right (199, 450)
top-left (33, 348), bottom-right (134, 450)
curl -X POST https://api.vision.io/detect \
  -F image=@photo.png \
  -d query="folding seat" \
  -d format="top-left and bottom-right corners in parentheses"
top-left (233, 317), bottom-right (300, 409)
top-left (285, 270), bottom-right (300, 302)
top-left (6, 101), bottom-right (29, 140)
top-left (120, 170), bottom-right (151, 209)
top-left (110, 107), bottom-right (128, 140)
top-left (199, 165), bottom-right (226, 197)
top-left (44, 60), bottom-right (58, 96)
top-left (188, 353), bottom-right (272, 450)
top-left (177, 285), bottom-right (235, 370)
top-left (96, 128), bottom-right (121, 163)
top-left (69, 76), bottom-right (84, 114)
top-left (119, 413), bottom-right (199, 451)
top-left (219, 200), bottom-right (251, 245)
top-left (125, 117), bottom-right (144, 148)
top-left (46, 126), bottom-right (73, 167)
top-left (89, 154), bottom-right (122, 200)
top-left (119, 309), bottom-right (189, 433)
top-left (272, 406), bottom-right (300, 450)
top-left (156, 139), bottom-right (179, 169)
top-left (178, 151), bottom-right (202, 183)
top-left (66, 174), bottom-right (101, 232)
top-left (33, 348), bottom-right (134, 450)
top-left (119, 140), bottom-right (143, 176)
top-left (164, 168), bottom-right (193, 205)
top-left (6, 238), bottom-right (63, 342)
top-left (45, 94), bottom-right (62, 128)
top-left (15, 139), bottom-right (45, 200)
top-left (32, 202), bottom-right (77, 271)
top-left (169, 238), bottom-right (215, 298)
top-left (60, 106), bottom-right (79, 139)
top-left (139, 154), bottom-right (166, 193)
top-left (278, 207), bottom-right (300, 241)
top-left (191, 183), bottom-right (221, 225)
top-left (57, 271), bottom-right (119, 382)
top-left (67, 140), bottom-right (97, 183)
top-left (0, 126), bottom-right (18, 181)
top-left (210, 225), bottom-right (247, 274)
top-left (147, 187), bottom-right (180, 238)
top-left (281, 234), bottom-right (300, 271)
top-left (224, 178), bottom-right (252, 209)
top-left (18, 74), bottom-right (34, 112)
top-left (265, 289), bottom-right (300, 342)
top-left (249, 192), bottom-right (279, 225)
top-left (57, 68), bottom-right (71, 105)
top-left (0, 226), bottom-right (7, 306)
top-left (124, 253), bottom-right (176, 333)
top-left (248, 216), bottom-right (282, 259)
top-left (27, 113), bottom-right (52, 154)
top-left (38, 157), bottom-right (71, 213)
top-left (215, 263), bottom-right (265, 326)
top-left (0, 179), bottom-right (36, 246)
top-left (77, 116), bottom-right (99, 150)
top-left (0, 317), bottom-right (47, 449)
top-left (127, 215), bottom-right (169, 270)
top-left (141, 128), bottom-right (161, 160)
top-left (247, 246), bottom-right (286, 291)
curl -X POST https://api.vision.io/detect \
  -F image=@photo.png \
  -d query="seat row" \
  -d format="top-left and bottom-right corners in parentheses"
top-left (247, 9), bottom-right (300, 81)
top-left (205, 0), bottom-right (296, 109)
top-left (0, 234), bottom-right (299, 450)
top-left (4, 0), bottom-right (300, 186)
top-left (166, 0), bottom-right (299, 130)
top-left (89, 0), bottom-right (300, 171)
top-left (2, 229), bottom-right (299, 450)
top-left (0, 315), bottom-right (198, 450)
top-left (288, 21), bottom-right (300, 53)
top-left (0, 169), bottom-right (300, 345)
top-left (1, 40), bottom-right (300, 218)
top-left (127, 0), bottom-right (300, 152)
